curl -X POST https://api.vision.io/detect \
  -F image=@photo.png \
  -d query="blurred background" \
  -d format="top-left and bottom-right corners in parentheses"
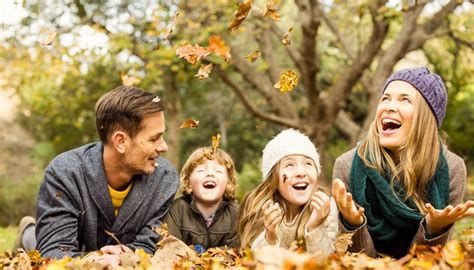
top-left (0, 0), bottom-right (472, 250)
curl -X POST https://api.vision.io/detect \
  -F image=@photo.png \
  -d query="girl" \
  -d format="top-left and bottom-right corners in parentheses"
top-left (165, 147), bottom-right (239, 249)
top-left (332, 67), bottom-right (473, 258)
top-left (238, 129), bottom-right (338, 256)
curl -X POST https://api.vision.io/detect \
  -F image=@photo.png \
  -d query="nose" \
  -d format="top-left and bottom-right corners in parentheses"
top-left (384, 99), bottom-right (397, 112)
top-left (295, 163), bottom-right (306, 178)
top-left (156, 138), bottom-right (168, 153)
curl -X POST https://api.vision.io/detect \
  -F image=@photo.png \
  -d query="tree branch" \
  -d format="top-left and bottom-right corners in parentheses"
top-left (269, 23), bottom-right (302, 71)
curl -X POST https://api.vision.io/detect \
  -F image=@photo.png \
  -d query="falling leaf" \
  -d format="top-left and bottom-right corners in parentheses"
top-left (176, 44), bottom-right (211, 65)
top-left (228, 0), bottom-right (252, 32)
top-left (274, 69), bottom-right (298, 92)
top-left (208, 35), bottom-right (231, 61)
top-left (179, 118), bottom-right (200, 129)
top-left (245, 50), bottom-right (260, 63)
top-left (334, 232), bottom-right (354, 254)
top-left (163, 11), bottom-right (179, 41)
top-left (195, 63), bottom-right (213, 80)
top-left (39, 31), bottom-right (58, 46)
top-left (282, 27), bottom-right (293, 45)
top-left (263, 0), bottom-right (281, 21)
top-left (212, 133), bottom-right (222, 153)
top-left (121, 74), bottom-right (140, 86)
top-left (442, 240), bottom-right (465, 267)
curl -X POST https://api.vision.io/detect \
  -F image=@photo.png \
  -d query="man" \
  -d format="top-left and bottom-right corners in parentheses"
top-left (34, 86), bottom-right (179, 259)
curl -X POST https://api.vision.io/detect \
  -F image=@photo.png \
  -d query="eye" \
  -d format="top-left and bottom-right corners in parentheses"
top-left (285, 163), bottom-right (294, 168)
top-left (402, 97), bottom-right (412, 103)
top-left (216, 170), bottom-right (224, 174)
top-left (305, 162), bottom-right (314, 166)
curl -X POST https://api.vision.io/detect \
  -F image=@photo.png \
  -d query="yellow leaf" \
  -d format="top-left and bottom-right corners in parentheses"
top-left (195, 63), bottom-right (213, 80)
top-left (274, 69), bottom-right (298, 92)
top-left (135, 249), bottom-right (150, 269)
top-left (179, 118), bottom-right (200, 129)
top-left (212, 133), bottom-right (221, 153)
top-left (334, 232), bottom-right (354, 254)
top-left (442, 240), bottom-right (465, 267)
top-left (121, 74), bottom-right (140, 86)
top-left (406, 258), bottom-right (433, 269)
top-left (245, 50), bottom-right (260, 63)
top-left (228, 0), bottom-right (252, 32)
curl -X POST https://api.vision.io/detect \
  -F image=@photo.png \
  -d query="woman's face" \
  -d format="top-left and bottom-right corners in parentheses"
top-left (376, 80), bottom-right (418, 152)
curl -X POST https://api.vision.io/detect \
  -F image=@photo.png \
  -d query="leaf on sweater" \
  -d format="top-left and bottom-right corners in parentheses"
top-left (179, 118), bottom-right (200, 129)
top-left (274, 69), bottom-right (298, 92)
top-left (228, 0), bottom-right (252, 32)
top-left (152, 223), bottom-right (170, 238)
top-left (245, 50), bottom-right (260, 63)
top-left (195, 63), bottom-right (213, 80)
top-left (334, 232), bottom-right (354, 254)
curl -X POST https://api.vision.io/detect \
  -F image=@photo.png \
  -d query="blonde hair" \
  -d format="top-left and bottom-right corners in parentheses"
top-left (238, 161), bottom-right (318, 249)
top-left (357, 91), bottom-right (440, 213)
top-left (180, 147), bottom-right (237, 200)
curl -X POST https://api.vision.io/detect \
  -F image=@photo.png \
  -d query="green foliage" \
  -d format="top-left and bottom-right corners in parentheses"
top-left (0, 226), bottom-right (17, 253)
top-left (236, 162), bottom-right (261, 201)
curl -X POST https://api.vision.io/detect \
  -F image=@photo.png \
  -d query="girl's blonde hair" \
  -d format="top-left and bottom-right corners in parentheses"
top-left (238, 161), bottom-right (318, 249)
top-left (180, 147), bottom-right (237, 200)
top-left (357, 91), bottom-right (441, 213)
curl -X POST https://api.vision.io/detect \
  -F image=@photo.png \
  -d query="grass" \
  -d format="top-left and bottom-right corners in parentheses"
top-left (0, 226), bottom-right (18, 253)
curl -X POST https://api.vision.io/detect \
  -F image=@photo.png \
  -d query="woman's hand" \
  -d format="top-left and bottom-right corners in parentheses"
top-left (262, 200), bottom-right (283, 245)
top-left (307, 191), bottom-right (331, 232)
top-left (425, 200), bottom-right (474, 236)
top-left (332, 178), bottom-right (365, 227)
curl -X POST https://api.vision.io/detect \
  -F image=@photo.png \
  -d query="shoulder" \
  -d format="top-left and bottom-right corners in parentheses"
top-left (334, 148), bottom-right (357, 167)
top-left (444, 148), bottom-right (466, 174)
top-left (150, 157), bottom-right (179, 187)
top-left (226, 200), bottom-right (240, 213)
top-left (46, 143), bottom-right (99, 176)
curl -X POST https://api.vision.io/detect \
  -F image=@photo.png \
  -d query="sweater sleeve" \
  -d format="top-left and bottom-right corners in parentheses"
top-left (36, 166), bottom-right (83, 259)
top-left (251, 230), bottom-right (281, 250)
top-left (304, 198), bottom-right (339, 256)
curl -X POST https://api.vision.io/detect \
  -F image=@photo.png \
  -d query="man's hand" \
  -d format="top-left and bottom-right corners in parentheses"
top-left (100, 244), bottom-right (133, 255)
top-left (425, 200), bottom-right (474, 236)
top-left (307, 191), bottom-right (331, 232)
top-left (332, 178), bottom-right (365, 227)
top-left (262, 200), bottom-right (283, 245)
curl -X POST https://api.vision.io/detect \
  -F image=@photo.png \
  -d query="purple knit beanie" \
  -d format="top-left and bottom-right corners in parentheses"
top-left (382, 67), bottom-right (447, 127)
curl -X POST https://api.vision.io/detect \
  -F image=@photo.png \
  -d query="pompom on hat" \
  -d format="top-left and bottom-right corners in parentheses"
top-left (382, 67), bottom-right (447, 127)
top-left (261, 129), bottom-right (321, 179)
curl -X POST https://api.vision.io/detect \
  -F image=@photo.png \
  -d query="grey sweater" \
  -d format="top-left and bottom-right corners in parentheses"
top-left (333, 147), bottom-right (466, 258)
top-left (35, 142), bottom-right (179, 259)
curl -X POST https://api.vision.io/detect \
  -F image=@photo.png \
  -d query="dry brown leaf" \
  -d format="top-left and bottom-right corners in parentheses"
top-left (208, 35), bottom-right (231, 61)
top-left (282, 27), bottom-right (293, 45)
top-left (228, 0), bottom-right (252, 32)
top-left (163, 11), bottom-right (179, 40)
top-left (179, 118), bottom-right (200, 129)
top-left (274, 69), bottom-right (298, 92)
top-left (263, 0), bottom-right (281, 21)
top-left (245, 50), bottom-right (260, 63)
top-left (153, 223), bottom-right (170, 238)
top-left (121, 74), bottom-right (140, 86)
top-left (153, 235), bottom-right (197, 269)
top-left (176, 44), bottom-right (211, 65)
top-left (334, 232), bottom-right (354, 254)
top-left (39, 31), bottom-right (57, 46)
top-left (195, 63), bottom-right (213, 80)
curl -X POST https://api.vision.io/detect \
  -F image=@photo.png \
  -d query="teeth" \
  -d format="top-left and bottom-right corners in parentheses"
top-left (293, 183), bottom-right (308, 188)
top-left (382, 119), bottom-right (401, 125)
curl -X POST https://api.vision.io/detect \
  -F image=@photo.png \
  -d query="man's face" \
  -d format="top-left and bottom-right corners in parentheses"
top-left (123, 111), bottom-right (168, 175)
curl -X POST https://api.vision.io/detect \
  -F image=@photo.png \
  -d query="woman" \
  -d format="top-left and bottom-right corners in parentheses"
top-left (332, 67), bottom-right (473, 258)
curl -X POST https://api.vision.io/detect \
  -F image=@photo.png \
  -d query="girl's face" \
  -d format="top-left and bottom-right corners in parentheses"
top-left (277, 154), bottom-right (318, 212)
top-left (376, 81), bottom-right (418, 152)
top-left (189, 159), bottom-right (228, 206)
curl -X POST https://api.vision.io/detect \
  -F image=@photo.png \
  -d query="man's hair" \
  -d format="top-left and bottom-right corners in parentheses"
top-left (95, 86), bottom-right (164, 143)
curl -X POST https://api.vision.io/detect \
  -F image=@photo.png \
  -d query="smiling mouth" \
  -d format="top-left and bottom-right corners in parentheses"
top-left (292, 183), bottom-right (308, 191)
top-left (382, 118), bottom-right (402, 131)
top-left (203, 181), bottom-right (217, 189)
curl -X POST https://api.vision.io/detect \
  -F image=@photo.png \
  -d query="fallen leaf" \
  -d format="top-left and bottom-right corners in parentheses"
top-left (228, 0), bottom-right (252, 32)
top-left (263, 0), bottom-right (281, 21)
top-left (121, 74), bottom-right (140, 86)
top-left (195, 63), bottom-right (213, 80)
top-left (179, 119), bottom-right (200, 129)
top-left (274, 69), bottom-right (298, 92)
top-left (334, 232), bottom-right (354, 254)
top-left (208, 35), bottom-right (231, 61)
top-left (176, 44), bottom-right (211, 65)
top-left (442, 240), bottom-right (465, 267)
top-left (282, 27), bottom-right (293, 45)
top-left (153, 223), bottom-right (170, 238)
top-left (39, 32), bottom-right (58, 46)
top-left (163, 11), bottom-right (179, 41)
top-left (245, 50), bottom-right (260, 63)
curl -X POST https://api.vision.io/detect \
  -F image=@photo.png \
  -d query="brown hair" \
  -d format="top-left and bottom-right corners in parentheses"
top-left (180, 147), bottom-right (237, 200)
top-left (95, 86), bottom-right (164, 143)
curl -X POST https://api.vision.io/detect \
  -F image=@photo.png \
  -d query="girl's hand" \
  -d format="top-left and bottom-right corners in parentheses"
top-left (425, 200), bottom-right (474, 236)
top-left (262, 200), bottom-right (283, 245)
top-left (332, 178), bottom-right (365, 227)
top-left (307, 191), bottom-right (331, 232)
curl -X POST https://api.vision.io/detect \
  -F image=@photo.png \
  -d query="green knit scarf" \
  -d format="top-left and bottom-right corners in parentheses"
top-left (349, 149), bottom-right (449, 255)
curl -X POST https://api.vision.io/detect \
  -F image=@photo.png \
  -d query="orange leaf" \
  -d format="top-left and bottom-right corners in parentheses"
top-left (212, 133), bottom-right (221, 153)
top-left (263, 0), bottom-right (281, 21)
top-left (176, 44), bottom-right (211, 65)
top-left (208, 35), bottom-right (231, 61)
top-left (282, 27), bottom-right (293, 45)
top-left (179, 118), bottom-right (200, 129)
top-left (39, 31), bottom-right (58, 46)
top-left (245, 50), bottom-right (260, 63)
top-left (228, 0), bottom-right (252, 32)
top-left (163, 11), bottom-right (179, 41)
top-left (195, 63), bottom-right (213, 80)
top-left (121, 74), bottom-right (140, 86)
top-left (274, 69), bottom-right (298, 92)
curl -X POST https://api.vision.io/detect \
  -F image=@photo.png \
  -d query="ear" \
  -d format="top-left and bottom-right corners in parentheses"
top-left (110, 131), bottom-right (129, 154)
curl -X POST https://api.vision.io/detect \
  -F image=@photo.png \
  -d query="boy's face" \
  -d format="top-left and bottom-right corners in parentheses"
top-left (189, 159), bottom-right (228, 206)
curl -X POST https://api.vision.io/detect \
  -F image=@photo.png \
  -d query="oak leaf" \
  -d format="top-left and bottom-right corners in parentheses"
top-left (245, 50), bottom-right (260, 63)
top-left (228, 0), bottom-right (252, 32)
top-left (208, 35), bottom-right (231, 61)
top-left (179, 118), bottom-right (200, 129)
top-left (176, 44), bottom-right (211, 65)
top-left (195, 63), bottom-right (213, 80)
top-left (274, 69), bottom-right (298, 92)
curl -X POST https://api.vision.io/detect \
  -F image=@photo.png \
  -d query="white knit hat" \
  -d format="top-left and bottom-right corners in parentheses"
top-left (261, 129), bottom-right (321, 179)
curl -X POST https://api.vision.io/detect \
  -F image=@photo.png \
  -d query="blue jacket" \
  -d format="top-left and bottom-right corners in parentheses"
top-left (35, 142), bottom-right (179, 258)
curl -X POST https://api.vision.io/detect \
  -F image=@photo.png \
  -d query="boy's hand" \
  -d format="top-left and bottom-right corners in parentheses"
top-left (307, 191), bottom-right (331, 232)
top-left (262, 200), bottom-right (283, 245)
top-left (332, 178), bottom-right (364, 227)
top-left (425, 200), bottom-right (474, 236)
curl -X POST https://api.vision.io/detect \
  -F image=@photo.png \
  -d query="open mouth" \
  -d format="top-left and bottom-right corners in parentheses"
top-left (381, 118), bottom-right (402, 131)
top-left (203, 181), bottom-right (217, 189)
top-left (292, 183), bottom-right (308, 191)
